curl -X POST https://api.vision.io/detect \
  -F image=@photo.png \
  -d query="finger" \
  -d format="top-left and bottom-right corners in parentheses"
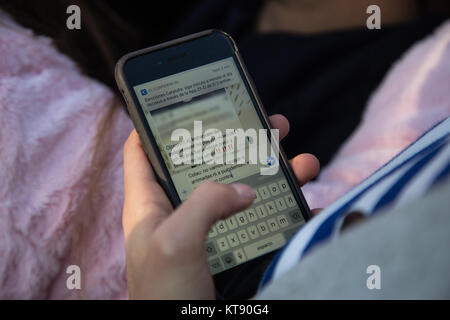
top-left (269, 114), bottom-right (289, 141)
top-left (123, 130), bottom-right (155, 188)
top-left (123, 130), bottom-right (172, 234)
top-left (158, 181), bottom-right (255, 248)
top-left (289, 153), bottom-right (320, 186)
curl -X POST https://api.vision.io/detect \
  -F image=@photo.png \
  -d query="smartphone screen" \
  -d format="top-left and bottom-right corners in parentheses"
top-left (122, 32), bottom-right (309, 275)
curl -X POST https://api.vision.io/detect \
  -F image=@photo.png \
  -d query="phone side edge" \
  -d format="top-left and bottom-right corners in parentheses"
top-left (232, 47), bottom-right (313, 221)
top-left (115, 56), bottom-right (182, 207)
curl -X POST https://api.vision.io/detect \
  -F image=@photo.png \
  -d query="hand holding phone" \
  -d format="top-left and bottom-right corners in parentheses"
top-left (122, 119), bottom-right (319, 299)
top-left (116, 30), bottom-right (318, 298)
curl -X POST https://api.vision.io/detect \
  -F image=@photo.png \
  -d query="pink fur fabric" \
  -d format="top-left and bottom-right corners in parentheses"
top-left (0, 10), bottom-right (449, 298)
top-left (302, 19), bottom-right (450, 210)
top-left (0, 14), bottom-right (132, 299)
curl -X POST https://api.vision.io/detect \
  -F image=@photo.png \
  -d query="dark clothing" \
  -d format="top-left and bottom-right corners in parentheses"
top-left (171, 0), bottom-right (445, 164)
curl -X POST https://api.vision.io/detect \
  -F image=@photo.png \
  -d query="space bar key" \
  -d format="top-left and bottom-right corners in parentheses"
top-left (243, 233), bottom-right (286, 260)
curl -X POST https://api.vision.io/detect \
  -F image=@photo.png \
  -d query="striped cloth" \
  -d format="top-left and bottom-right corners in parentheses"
top-left (259, 116), bottom-right (450, 290)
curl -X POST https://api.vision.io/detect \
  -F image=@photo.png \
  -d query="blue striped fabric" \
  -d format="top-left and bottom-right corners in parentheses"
top-left (259, 117), bottom-right (450, 290)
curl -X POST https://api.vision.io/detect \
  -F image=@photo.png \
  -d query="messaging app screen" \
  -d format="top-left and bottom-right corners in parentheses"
top-left (133, 57), bottom-right (306, 274)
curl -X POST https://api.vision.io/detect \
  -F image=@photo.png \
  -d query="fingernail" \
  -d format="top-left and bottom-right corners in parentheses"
top-left (231, 183), bottom-right (256, 200)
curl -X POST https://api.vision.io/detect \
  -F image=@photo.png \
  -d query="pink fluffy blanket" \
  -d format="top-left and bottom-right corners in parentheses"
top-left (0, 12), bottom-right (449, 298)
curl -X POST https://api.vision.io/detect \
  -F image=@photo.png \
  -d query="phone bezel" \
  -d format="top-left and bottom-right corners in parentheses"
top-left (115, 29), bottom-right (312, 281)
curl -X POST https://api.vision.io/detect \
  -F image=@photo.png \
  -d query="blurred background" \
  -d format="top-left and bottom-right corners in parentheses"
top-left (1, 0), bottom-right (449, 166)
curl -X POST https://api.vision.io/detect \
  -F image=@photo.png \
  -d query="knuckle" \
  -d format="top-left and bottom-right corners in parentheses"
top-left (152, 233), bottom-right (180, 259)
top-left (197, 181), bottom-right (231, 199)
top-left (196, 181), bottom-right (219, 194)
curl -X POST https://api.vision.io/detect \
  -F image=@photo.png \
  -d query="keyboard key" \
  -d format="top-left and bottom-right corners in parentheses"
top-left (237, 229), bottom-right (249, 243)
top-left (247, 225), bottom-right (260, 240)
top-left (236, 212), bottom-right (248, 226)
top-left (208, 226), bottom-right (218, 238)
top-left (245, 208), bottom-right (258, 222)
top-left (267, 218), bottom-right (279, 232)
top-left (217, 221), bottom-right (228, 233)
top-left (268, 183), bottom-right (281, 196)
top-left (208, 258), bottom-right (224, 274)
top-left (277, 214), bottom-right (289, 228)
top-left (233, 249), bottom-right (247, 264)
top-left (275, 197), bottom-right (287, 211)
top-left (226, 216), bottom-right (238, 230)
top-left (289, 210), bottom-right (303, 223)
top-left (257, 221), bottom-right (269, 235)
top-left (285, 194), bottom-right (296, 208)
top-left (254, 190), bottom-right (261, 203)
top-left (243, 233), bottom-right (286, 260)
top-left (265, 201), bottom-right (277, 215)
top-left (256, 205), bottom-right (268, 219)
top-left (221, 253), bottom-right (236, 268)
top-left (278, 179), bottom-right (289, 192)
top-left (227, 233), bottom-right (240, 247)
top-left (206, 241), bottom-right (217, 257)
top-left (258, 186), bottom-right (270, 199)
top-left (217, 237), bottom-right (229, 251)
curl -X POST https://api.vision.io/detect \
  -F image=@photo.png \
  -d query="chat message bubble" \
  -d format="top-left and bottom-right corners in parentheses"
top-left (134, 57), bottom-right (239, 112)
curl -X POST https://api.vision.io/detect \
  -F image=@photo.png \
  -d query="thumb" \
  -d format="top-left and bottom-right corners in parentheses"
top-left (159, 181), bottom-right (255, 246)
